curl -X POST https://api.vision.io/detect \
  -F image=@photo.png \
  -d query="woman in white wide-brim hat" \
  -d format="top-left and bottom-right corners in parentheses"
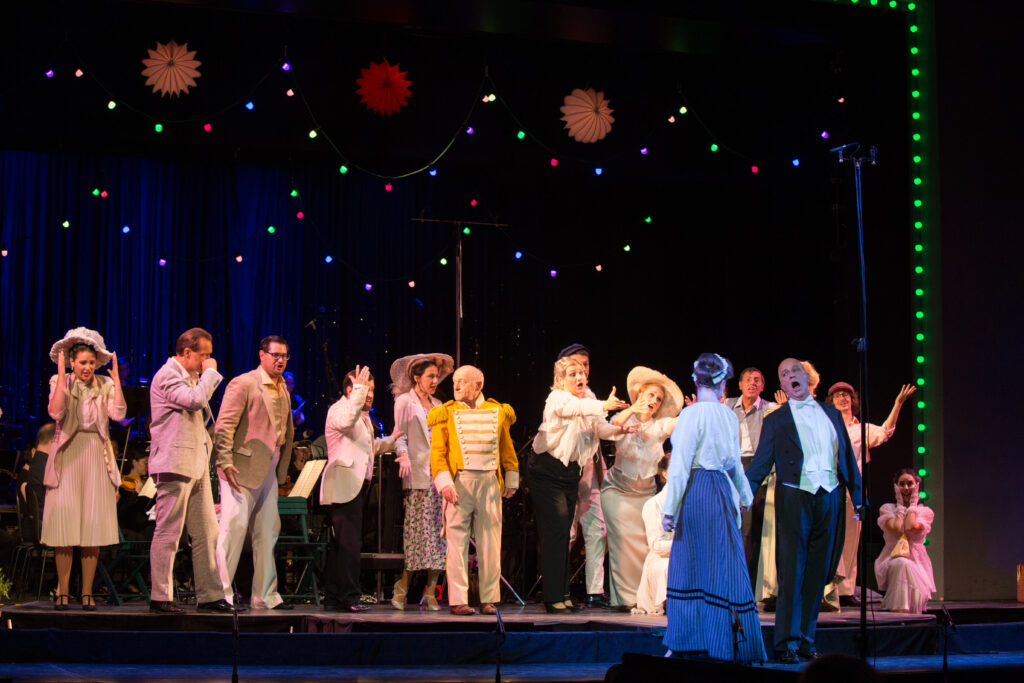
top-left (43, 327), bottom-right (126, 611)
top-left (601, 366), bottom-right (683, 609)
top-left (388, 353), bottom-right (454, 611)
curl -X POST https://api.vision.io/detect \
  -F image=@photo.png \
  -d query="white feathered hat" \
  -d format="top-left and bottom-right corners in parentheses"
top-left (49, 327), bottom-right (114, 368)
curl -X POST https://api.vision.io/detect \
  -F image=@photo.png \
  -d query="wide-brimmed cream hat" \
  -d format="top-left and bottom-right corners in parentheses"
top-left (49, 327), bottom-right (114, 368)
top-left (389, 352), bottom-right (455, 396)
top-left (626, 366), bottom-right (684, 419)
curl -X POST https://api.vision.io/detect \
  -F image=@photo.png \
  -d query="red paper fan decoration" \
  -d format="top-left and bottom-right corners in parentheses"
top-left (560, 87), bottom-right (614, 143)
top-left (355, 60), bottom-right (412, 116)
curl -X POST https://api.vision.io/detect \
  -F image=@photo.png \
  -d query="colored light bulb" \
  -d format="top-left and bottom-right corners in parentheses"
top-left (462, 227), bottom-right (471, 235)
top-left (440, 258), bottom-right (448, 266)
top-left (296, 211), bottom-right (304, 219)
top-left (107, 101), bottom-right (117, 110)
top-left (339, 165), bottom-right (349, 174)
top-left (286, 88), bottom-right (295, 96)
top-left (549, 270), bottom-right (557, 277)
top-left (45, 69), bottom-right (54, 78)
top-left (792, 159), bottom-right (800, 167)
top-left (154, 123), bottom-right (163, 132)
top-left (158, 258), bottom-right (167, 266)
top-left (640, 147), bottom-right (648, 155)
top-left (514, 251), bottom-right (523, 259)
top-left (594, 168), bottom-right (603, 175)
top-left (122, 226), bottom-right (130, 234)
top-left (246, 101), bottom-right (255, 110)
top-left (385, 183), bottom-right (393, 192)
top-left (282, 62), bottom-right (291, 71)
top-left (429, 169), bottom-right (437, 176)
top-left (465, 127), bottom-right (474, 135)
top-left (710, 143), bottom-right (719, 152)
top-left (309, 130), bottom-right (317, 139)
top-left (408, 281), bottom-right (416, 288)
top-left (203, 123), bottom-right (212, 132)
top-left (550, 158), bottom-right (558, 166)
top-left (365, 283), bottom-right (372, 291)
top-left (516, 131), bottom-right (526, 140)
top-left (325, 255), bottom-right (333, 263)
top-left (235, 254), bottom-right (243, 263)
top-left (267, 225), bottom-right (276, 234)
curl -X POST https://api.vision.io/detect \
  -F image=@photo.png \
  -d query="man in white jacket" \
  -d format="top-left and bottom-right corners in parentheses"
top-left (322, 365), bottom-right (401, 611)
top-left (148, 328), bottom-right (234, 613)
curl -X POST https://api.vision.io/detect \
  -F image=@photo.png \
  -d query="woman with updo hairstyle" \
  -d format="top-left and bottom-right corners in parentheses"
top-left (661, 353), bottom-right (765, 661)
top-left (43, 328), bottom-right (126, 611)
top-left (531, 356), bottom-right (630, 613)
top-left (388, 353), bottom-right (454, 611)
top-left (874, 468), bottom-right (935, 613)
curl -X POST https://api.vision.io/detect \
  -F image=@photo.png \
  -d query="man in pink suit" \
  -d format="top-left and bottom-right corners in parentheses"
top-left (214, 335), bottom-right (295, 609)
top-left (148, 328), bottom-right (234, 613)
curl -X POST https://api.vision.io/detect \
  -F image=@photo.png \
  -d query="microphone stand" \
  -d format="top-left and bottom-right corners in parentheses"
top-left (833, 142), bottom-right (878, 661)
top-left (938, 604), bottom-right (956, 680)
top-left (730, 608), bottom-right (743, 665)
top-left (231, 582), bottom-right (240, 683)
top-left (494, 605), bottom-right (506, 683)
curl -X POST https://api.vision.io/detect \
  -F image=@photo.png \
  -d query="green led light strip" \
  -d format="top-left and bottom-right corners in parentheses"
top-left (819, 0), bottom-right (932, 500)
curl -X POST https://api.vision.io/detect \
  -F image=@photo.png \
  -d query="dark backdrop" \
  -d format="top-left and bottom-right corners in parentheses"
top-left (0, 0), bottom-right (943, 593)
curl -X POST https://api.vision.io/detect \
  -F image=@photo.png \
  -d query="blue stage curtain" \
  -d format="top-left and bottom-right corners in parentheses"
top-left (0, 148), bottom-right (453, 430)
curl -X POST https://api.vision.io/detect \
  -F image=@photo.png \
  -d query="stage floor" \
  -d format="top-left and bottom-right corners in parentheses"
top-left (2, 600), bottom-right (1022, 682)
top-left (0, 598), bottom-right (941, 631)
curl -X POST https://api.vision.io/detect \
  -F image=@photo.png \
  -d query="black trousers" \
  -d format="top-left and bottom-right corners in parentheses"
top-left (774, 484), bottom-right (841, 652)
top-left (324, 493), bottom-right (364, 605)
top-left (529, 453), bottom-right (581, 603)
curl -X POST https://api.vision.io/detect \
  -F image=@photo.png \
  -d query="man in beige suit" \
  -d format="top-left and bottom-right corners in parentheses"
top-left (214, 335), bottom-right (295, 609)
top-left (148, 328), bottom-right (234, 613)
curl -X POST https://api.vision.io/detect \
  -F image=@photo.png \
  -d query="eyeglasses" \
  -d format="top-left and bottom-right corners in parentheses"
top-left (264, 352), bottom-right (290, 361)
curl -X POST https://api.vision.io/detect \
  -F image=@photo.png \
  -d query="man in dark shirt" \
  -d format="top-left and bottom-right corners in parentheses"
top-left (18, 423), bottom-right (55, 510)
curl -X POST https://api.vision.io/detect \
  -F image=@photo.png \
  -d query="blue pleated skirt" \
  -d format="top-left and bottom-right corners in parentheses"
top-left (663, 468), bottom-right (766, 662)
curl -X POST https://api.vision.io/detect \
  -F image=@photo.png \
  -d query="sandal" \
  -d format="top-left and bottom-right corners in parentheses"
top-left (54, 594), bottom-right (70, 611)
top-left (81, 594), bottom-right (97, 611)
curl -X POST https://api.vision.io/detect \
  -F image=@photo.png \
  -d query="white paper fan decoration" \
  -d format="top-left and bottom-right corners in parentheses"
top-left (559, 87), bottom-right (614, 143)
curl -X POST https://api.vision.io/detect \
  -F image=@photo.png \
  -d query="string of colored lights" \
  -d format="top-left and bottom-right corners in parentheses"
top-left (813, 0), bottom-right (935, 533)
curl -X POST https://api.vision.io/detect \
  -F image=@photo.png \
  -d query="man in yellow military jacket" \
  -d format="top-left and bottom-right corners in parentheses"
top-left (429, 365), bottom-right (519, 616)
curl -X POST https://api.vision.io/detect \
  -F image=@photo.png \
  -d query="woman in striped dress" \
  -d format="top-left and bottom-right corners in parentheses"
top-left (43, 328), bottom-right (125, 610)
top-left (661, 353), bottom-right (765, 662)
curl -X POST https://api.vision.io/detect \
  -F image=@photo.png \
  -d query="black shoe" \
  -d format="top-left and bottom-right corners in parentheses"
top-left (777, 648), bottom-right (801, 665)
top-left (761, 597), bottom-right (776, 613)
top-left (197, 599), bottom-right (243, 613)
top-left (586, 594), bottom-right (611, 609)
top-left (54, 594), bottom-right (70, 611)
top-left (544, 602), bottom-right (568, 614)
top-left (340, 603), bottom-right (371, 613)
top-left (150, 600), bottom-right (185, 614)
top-left (799, 647), bottom-right (824, 661)
top-left (272, 602), bottom-right (295, 610)
top-left (839, 595), bottom-right (860, 607)
top-left (820, 599), bottom-right (840, 613)
top-left (81, 594), bottom-right (98, 611)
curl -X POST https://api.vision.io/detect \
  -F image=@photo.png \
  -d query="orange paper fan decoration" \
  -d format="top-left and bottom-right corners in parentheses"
top-left (560, 87), bottom-right (614, 143)
top-left (355, 60), bottom-right (412, 116)
top-left (141, 40), bottom-right (202, 98)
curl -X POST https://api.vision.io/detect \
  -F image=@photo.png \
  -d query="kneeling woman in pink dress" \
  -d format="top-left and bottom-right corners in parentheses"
top-left (874, 468), bottom-right (935, 613)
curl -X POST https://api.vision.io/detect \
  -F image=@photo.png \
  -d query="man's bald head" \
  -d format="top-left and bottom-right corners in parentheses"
top-left (453, 365), bottom-right (484, 404)
top-left (778, 357), bottom-right (810, 401)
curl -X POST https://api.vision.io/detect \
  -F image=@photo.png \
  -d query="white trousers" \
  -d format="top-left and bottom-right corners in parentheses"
top-left (216, 454), bottom-right (283, 608)
top-left (150, 471), bottom-right (223, 603)
top-left (444, 470), bottom-right (502, 605)
top-left (570, 457), bottom-right (606, 595)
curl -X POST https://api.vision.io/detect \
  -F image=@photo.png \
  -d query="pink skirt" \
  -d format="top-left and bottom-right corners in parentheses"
top-left (41, 431), bottom-right (119, 547)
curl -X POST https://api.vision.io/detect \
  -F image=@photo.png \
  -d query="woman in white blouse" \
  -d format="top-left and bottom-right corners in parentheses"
top-left (601, 366), bottom-right (683, 609)
top-left (824, 381), bottom-right (915, 606)
top-left (661, 353), bottom-right (765, 661)
top-left (43, 328), bottom-right (126, 611)
top-left (389, 353), bottom-right (454, 611)
top-left (531, 356), bottom-right (629, 613)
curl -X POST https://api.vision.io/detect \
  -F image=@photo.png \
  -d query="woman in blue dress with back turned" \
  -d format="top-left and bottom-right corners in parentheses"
top-left (661, 353), bottom-right (766, 662)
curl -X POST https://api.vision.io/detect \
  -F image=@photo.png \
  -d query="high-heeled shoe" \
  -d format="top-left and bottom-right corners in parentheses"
top-left (81, 594), bottom-right (97, 611)
top-left (422, 594), bottom-right (441, 611)
top-left (391, 577), bottom-right (408, 610)
top-left (54, 594), bottom-right (70, 611)
top-left (544, 601), bottom-right (567, 614)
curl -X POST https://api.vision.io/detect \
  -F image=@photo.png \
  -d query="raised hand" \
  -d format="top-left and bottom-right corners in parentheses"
top-left (109, 352), bottom-right (121, 385)
top-left (603, 386), bottom-right (629, 412)
top-left (895, 384), bottom-right (916, 405)
top-left (57, 350), bottom-right (66, 378)
top-left (353, 364), bottom-right (372, 386)
top-left (774, 389), bottom-right (788, 404)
